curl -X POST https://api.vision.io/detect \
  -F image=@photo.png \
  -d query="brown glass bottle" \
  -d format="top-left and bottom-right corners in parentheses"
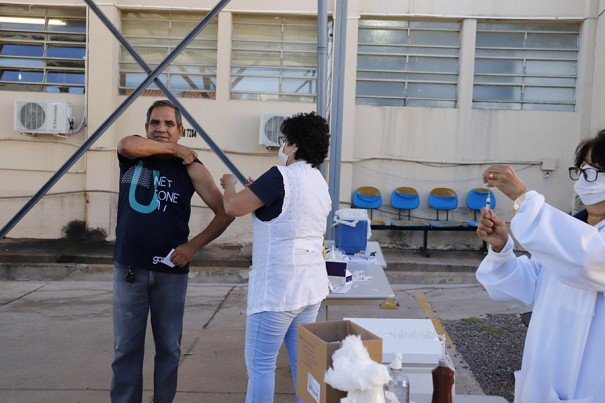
top-left (431, 358), bottom-right (454, 403)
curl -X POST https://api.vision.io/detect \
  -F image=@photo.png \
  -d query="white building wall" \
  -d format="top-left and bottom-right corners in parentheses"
top-left (1, 0), bottom-right (603, 250)
top-left (591, 0), bottom-right (605, 131)
top-left (85, 4), bottom-right (122, 241)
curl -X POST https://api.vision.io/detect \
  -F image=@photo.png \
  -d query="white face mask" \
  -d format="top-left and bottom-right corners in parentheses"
top-left (278, 145), bottom-right (290, 166)
top-left (573, 164), bottom-right (605, 205)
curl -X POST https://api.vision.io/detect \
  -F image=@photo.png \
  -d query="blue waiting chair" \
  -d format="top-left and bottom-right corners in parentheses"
top-left (466, 187), bottom-right (496, 228)
top-left (352, 186), bottom-right (385, 227)
top-left (390, 187), bottom-right (427, 228)
top-left (427, 187), bottom-right (467, 229)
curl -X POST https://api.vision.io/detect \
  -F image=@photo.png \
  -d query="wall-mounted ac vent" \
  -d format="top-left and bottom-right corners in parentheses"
top-left (259, 113), bottom-right (290, 148)
top-left (14, 100), bottom-right (73, 135)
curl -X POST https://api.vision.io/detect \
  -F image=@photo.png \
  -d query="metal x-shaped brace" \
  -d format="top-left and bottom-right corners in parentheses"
top-left (85, 0), bottom-right (244, 183)
top-left (1, 0), bottom-right (244, 238)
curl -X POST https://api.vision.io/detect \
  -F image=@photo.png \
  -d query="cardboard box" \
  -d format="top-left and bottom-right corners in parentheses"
top-left (297, 320), bottom-right (383, 403)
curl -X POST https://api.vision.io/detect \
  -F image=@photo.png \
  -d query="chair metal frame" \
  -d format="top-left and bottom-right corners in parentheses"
top-left (390, 187), bottom-right (427, 228)
top-left (352, 186), bottom-right (385, 226)
top-left (427, 187), bottom-right (467, 228)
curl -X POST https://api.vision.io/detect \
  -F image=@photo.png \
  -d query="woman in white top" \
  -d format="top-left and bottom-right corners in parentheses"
top-left (221, 112), bottom-right (332, 403)
top-left (476, 129), bottom-right (605, 402)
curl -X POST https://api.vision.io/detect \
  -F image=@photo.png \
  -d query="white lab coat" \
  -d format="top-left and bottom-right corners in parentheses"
top-left (476, 191), bottom-right (605, 403)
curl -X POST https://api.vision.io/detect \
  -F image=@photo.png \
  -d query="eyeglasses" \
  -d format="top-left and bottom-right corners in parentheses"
top-left (569, 166), bottom-right (605, 182)
top-left (278, 136), bottom-right (288, 146)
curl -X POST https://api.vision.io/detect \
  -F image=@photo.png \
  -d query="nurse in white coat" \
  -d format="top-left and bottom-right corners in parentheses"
top-left (476, 129), bottom-right (605, 403)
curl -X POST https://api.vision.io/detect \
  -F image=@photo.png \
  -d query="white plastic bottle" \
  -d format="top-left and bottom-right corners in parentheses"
top-left (385, 352), bottom-right (410, 403)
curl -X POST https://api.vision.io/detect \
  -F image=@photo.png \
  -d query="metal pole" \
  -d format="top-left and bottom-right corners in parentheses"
top-left (326, 0), bottom-right (347, 240)
top-left (317, 0), bottom-right (328, 177)
top-left (317, 0), bottom-right (328, 120)
top-left (85, 0), bottom-right (245, 184)
top-left (0, 0), bottom-right (233, 239)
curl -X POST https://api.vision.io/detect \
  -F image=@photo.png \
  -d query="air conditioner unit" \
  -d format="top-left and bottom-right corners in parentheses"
top-left (259, 112), bottom-right (290, 148)
top-left (14, 99), bottom-right (73, 135)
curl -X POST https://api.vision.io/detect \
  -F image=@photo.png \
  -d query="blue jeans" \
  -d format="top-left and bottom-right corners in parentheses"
top-left (111, 263), bottom-right (188, 403)
top-left (245, 303), bottom-right (321, 403)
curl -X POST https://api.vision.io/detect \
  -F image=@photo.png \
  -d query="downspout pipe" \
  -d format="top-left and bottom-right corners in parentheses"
top-left (317, 0), bottom-right (328, 177)
top-left (326, 0), bottom-right (347, 241)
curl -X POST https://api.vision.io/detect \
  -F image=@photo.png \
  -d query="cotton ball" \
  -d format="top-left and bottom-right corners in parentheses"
top-left (324, 334), bottom-right (390, 393)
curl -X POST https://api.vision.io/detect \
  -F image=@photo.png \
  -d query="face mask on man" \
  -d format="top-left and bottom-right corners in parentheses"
top-left (278, 145), bottom-right (290, 166)
top-left (574, 164), bottom-right (605, 205)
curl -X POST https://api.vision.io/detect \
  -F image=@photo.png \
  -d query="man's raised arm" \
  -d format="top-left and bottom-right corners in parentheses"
top-left (117, 135), bottom-right (197, 164)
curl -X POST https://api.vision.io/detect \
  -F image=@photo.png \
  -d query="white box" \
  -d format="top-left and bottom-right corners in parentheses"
top-left (326, 260), bottom-right (352, 293)
top-left (345, 318), bottom-right (451, 396)
top-left (345, 318), bottom-right (443, 365)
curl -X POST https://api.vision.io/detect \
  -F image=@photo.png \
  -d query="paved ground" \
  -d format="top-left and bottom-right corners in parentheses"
top-left (0, 239), bottom-right (530, 402)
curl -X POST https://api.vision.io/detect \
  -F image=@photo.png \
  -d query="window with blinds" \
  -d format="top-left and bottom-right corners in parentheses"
top-left (356, 19), bottom-right (460, 108)
top-left (231, 14), bottom-right (317, 102)
top-left (473, 22), bottom-right (579, 111)
top-left (119, 10), bottom-right (217, 98)
top-left (0, 5), bottom-right (86, 94)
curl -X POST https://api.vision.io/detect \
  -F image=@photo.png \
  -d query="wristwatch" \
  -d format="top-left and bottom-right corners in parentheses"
top-left (512, 189), bottom-right (530, 213)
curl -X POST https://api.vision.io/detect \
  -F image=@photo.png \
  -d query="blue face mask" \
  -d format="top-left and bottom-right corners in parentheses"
top-left (574, 164), bottom-right (605, 205)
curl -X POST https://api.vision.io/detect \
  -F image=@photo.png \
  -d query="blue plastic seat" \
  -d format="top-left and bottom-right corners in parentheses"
top-left (352, 186), bottom-right (385, 226)
top-left (390, 187), bottom-right (427, 228)
top-left (427, 187), bottom-right (467, 228)
top-left (466, 187), bottom-right (496, 228)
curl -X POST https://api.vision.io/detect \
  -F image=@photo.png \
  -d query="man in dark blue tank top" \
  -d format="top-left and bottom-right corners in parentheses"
top-left (111, 100), bottom-right (233, 403)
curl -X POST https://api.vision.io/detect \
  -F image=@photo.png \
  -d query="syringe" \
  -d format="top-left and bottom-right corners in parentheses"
top-left (484, 184), bottom-right (491, 212)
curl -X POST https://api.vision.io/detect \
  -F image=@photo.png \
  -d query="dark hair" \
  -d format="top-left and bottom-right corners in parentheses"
top-left (280, 112), bottom-right (330, 168)
top-left (574, 129), bottom-right (605, 170)
top-left (146, 100), bottom-right (183, 127)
